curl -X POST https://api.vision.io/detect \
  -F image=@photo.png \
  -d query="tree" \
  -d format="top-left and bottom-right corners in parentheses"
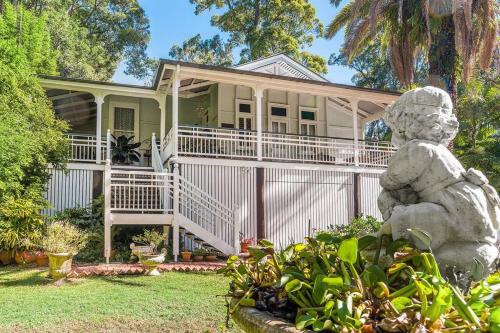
top-left (454, 76), bottom-right (500, 190)
top-left (329, 42), bottom-right (428, 91)
top-left (0, 0), bottom-right (152, 81)
top-left (325, 0), bottom-right (498, 102)
top-left (187, 0), bottom-right (327, 73)
top-left (0, 3), bottom-right (68, 202)
top-left (169, 34), bottom-right (233, 66)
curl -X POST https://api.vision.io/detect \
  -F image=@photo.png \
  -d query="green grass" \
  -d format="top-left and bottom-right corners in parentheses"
top-left (0, 267), bottom-right (242, 333)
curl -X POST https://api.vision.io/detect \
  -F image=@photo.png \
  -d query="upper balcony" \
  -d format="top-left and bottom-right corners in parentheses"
top-left (162, 125), bottom-right (396, 168)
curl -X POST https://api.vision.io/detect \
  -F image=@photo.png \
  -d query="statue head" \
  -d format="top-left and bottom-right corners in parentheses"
top-left (384, 86), bottom-right (459, 147)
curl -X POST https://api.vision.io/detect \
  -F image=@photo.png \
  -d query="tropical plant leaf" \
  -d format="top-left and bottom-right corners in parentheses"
top-left (408, 228), bottom-right (432, 251)
top-left (338, 238), bottom-right (358, 264)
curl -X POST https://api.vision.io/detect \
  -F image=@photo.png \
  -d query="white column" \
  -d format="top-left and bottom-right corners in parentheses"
top-left (255, 86), bottom-right (263, 160)
top-left (95, 94), bottom-right (104, 164)
top-left (106, 129), bottom-right (112, 163)
top-left (172, 71), bottom-right (180, 158)
top-left (351, 99), bottom-right (360, 166)
top-left (104, 162), bottom-right (112, 263)
top-left (158, 94), bottom-right (167, 149)
top-left (172, 162), bottom-right (180, 262)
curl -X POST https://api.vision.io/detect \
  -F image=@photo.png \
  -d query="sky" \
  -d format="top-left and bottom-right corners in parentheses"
top-left (112, 0), bottom-right (356, 86)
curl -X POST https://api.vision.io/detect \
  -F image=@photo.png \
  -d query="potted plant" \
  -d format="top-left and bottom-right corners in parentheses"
top-left (181, 249), bottom-right (192, 262)
top-left (193, 248), bottom-right (207, 262)
top-left (35, 250), bottom-right (49, 267)
top-left (111, 135), bottom-right (141, 165)
top-left (239, 234), bottom-right (255, 253)
top-left (41, 221), bottom-right (88, 279)
top-left (14, 250), bottom-right (35, 265)
top-left (0, 250), bottom-right (12, 265)
top-left (205, 248), bottom-right (218, 262)
top-left (131, 230), bottom-right (168, 275)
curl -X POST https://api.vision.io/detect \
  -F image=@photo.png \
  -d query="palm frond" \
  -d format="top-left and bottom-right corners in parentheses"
top-left (344, 18), bottom-right (370, 60)
top-left (325, 2), bottom-right (353, 38)
top-left (477, 0), bottom-right (498, 70)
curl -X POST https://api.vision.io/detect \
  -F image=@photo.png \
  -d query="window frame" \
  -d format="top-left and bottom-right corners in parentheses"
top-left (109, 101), bottom-right (140, 141)
top-left (267, 102), bottom-right (289, 133)
top-left (235, 98), bottom-right (255, 130)
top-left (298, 106), bottom-right (319, 136)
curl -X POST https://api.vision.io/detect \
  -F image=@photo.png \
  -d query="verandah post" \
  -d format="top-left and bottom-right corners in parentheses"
top-left (172, 162), bottom-right (180, 262)
top-left (95, 94), bottom-right (105, 164)
top-left (233, 206), bottom-right (241, 254)
top-left (104, 161), bottom-right (112, 263)
top-left (351, 98), bottom-right (360, 166)
top-left (256, 167), bottom-right (265, 240)
top-left (172, 66), bottom-right (180, 159)
top-left (254, 86), bottom-right (264, 161)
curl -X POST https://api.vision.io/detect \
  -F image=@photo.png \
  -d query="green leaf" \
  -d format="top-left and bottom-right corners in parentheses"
top-left (338, 238), bottom-right (358, 264)
top-left (361, 265), bottom-right (388, 287)
top-left (426, 285), bottom-right (452, 321)
top-left (312, 275), bottom-right (344, 305)
top-left (358, 235), bottom-right (378, 251)
top-left (324, 300), bottom-right (335, 317)
top-left (247, 246), bottom-right (267, 261)
top-left (315, 232), bottom-right (340, 244)
top-left (408, 228), bottom-right (432, 251)
top-left (312, 319), bottom-right (332, 331)
top-left (239, 297), bottom-right (256, 307)
top-left (285, 279), bottom-right (302, 293)
top-left (391, 296), bottom-right (413, 312)
top-left (296, 314), bottom-right (316, 330)
top-left (491, 307), bottom-right (500, 333)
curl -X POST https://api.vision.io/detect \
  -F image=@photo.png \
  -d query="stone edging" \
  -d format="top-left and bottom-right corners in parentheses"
top-left (232, 305), bottom-right (313, 333)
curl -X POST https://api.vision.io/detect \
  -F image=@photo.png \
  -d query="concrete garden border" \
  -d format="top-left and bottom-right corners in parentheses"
top-left (232, 305), bottom-right (313, 333)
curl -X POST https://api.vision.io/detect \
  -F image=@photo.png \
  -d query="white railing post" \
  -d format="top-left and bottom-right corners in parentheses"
top-left (106, 129), bottom-right (112, 164)
top-left (351, 98), bottom-right (360, 166)
top-left (233, 206), bottom-right (241, 254)
top-left (255, 86), bottom-right (264, 161)
top-left (104, 162), bottom-right (112, 263)
top-left (172, 162), bottom-right (180, 262)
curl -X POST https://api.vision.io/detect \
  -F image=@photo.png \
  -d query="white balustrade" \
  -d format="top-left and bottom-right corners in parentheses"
top-left (151, 133), bottom-right (163, 172)
top-left (67, 134), bottom-right (106, 162)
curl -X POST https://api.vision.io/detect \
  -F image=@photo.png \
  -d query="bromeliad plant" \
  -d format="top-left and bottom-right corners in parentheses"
top-left (220, 234), bottom-right (499, 332)
top-left (111, 135), bottom-right (141, 165)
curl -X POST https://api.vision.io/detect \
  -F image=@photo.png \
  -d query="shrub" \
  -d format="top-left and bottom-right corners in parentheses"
top-left (220, 234), bottom-right (498, 332)
top-left (42, 221), bottom-right (88, 255)
top-left (132, 230), bottom-right (167, 253)
top-left (317, 215), bottom-right (382, 241)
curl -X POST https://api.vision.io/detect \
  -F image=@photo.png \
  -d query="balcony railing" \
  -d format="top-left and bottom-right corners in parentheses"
top-left (67, 134), bottom-right (106, 162)
top-left (162, 125), bottom-right (396, 168)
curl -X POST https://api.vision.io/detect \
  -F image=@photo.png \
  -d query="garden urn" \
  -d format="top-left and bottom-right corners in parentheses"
top-left (139, 249), bottom-right (167, 276)
top-left (47, 253), bottom-right (73, 279)
top-left (0, 250), bottom-right (12, 265)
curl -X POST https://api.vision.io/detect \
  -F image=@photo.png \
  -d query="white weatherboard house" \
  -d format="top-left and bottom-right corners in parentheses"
top-left (41, 54), bottom-right (401, 262)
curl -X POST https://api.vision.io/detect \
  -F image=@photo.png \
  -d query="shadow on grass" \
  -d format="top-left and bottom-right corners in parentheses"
top-left (0, 268), bottom-right (52, 287)
top-left (96, 275), bottom-right (148, 287)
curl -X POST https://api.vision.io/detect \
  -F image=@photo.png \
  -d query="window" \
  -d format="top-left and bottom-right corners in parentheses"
top-left (235, 99), bottom-right (255, 131)
top-left (268, 103), bottom-right (289, 134)
top-left (239, 103), bottom-right (251, 113)
top-left (221, 123), bottom-right (234, 129)
top-left (114, 107), bottom-right (135, 137)
top-left (238, 117), bottom-right (252, 130)
top-left (299, 107), bottom-right (318, 136)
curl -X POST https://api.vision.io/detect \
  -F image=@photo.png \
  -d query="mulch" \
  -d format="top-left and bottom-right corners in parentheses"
top-left (68, 261), bottom-right (226, 278)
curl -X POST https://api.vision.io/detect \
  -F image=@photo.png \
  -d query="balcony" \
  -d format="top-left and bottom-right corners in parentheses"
top-left (67, 134), bottom-right (107, 163)
top-left (162, 125), bottom-right (396, 168)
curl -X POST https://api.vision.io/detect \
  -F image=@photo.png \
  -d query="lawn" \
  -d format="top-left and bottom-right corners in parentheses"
top-left (0, 267), bottom-right (242, 333)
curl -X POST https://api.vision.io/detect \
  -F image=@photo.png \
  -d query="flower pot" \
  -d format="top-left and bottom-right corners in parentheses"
top-left (139, 252), bottom-right (166, 276)
top-left (205, 255), bottom-right (217, 262)
top-left (193, 255), bottom-right (204, 262)
top-left (15, 251), bottom-right (35, 265)
top-left (181, 251), bottom-right (192, 262)
top-left (35, 252), bottom-right (49, 267)
top-left (0, 251), bottom-right (12, 265)
top-left (240, 242), bottom-right (250, 253)
top-left (47, 253), bottom-right (73, 279)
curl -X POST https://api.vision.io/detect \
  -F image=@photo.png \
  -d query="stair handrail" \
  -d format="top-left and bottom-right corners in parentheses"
top-left (151, 132), bottom-right (163, 173)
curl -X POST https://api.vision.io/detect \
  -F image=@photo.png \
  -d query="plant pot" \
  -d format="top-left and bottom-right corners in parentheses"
top-left (35, 252), bottom-right (49, 267)
top-left (15, 251), bottom-right (35, 265)
top-left (47, 253), bottom-right (73, 279)
top-left (240, 242), bottom-right (250, 253)
top-left (138, 252), bottom-right (166, 276)
top-left (205, 255), bottom-right (217, 262)
top-left (0, 250), bottom-right (12, 265)
top-left (193, 255), bottom-right (204, 262)
top-left (181, 251), bottom-right (192, 262)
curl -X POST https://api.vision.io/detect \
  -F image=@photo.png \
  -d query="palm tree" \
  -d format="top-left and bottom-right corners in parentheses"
top-left (326, 0), bottom-right (497, 103)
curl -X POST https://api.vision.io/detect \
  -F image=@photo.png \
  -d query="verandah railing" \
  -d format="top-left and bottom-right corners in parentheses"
top-left (67, 134), bottom-right (106, 162)
top-left (161, 125), bottom-right (396, 167)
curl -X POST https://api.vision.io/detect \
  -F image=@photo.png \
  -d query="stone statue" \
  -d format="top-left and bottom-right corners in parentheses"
top-left (378, 86), bottom-right (499, 275)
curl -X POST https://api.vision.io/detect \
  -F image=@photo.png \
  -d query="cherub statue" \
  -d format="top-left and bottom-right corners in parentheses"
top-left (378, 86), bottom-right (499, 274)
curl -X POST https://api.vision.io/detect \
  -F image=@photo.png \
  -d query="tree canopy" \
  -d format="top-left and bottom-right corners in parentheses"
top-left (169, 34), bottom-right (233, 67)
top-left (0, 3), bottom-right (68, 202)
top-left (0, 0), bottom-right (152, 81)
top-left (183, 0), bottom-right (327, 73)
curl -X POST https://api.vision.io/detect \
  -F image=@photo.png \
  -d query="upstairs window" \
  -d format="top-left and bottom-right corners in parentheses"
top-left (239, 103), bottom-right (251, 113)
top-left (271, 106), bottom-right (287, 117)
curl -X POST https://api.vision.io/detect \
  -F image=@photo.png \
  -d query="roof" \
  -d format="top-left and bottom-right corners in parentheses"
top-left (232, 54), bottom-right (329, 82)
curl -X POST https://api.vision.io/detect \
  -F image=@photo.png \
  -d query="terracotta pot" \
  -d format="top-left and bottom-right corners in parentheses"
top-left (0, 250), bottom-right (12, 265)
top-left (205, 255), bottom-right (217, 262)
top-left (181, 251), bottom-right (192, 262)
top-left (240, 242), bottom-right (250, 253)
top-left (35, 252), bottom-right (49, 267)
top-left (193, 255), bottom-right (204, 262)
top-left (15, 251), bottom-right (35, 265)
top-left (47, 253), bottom-right (73, 279)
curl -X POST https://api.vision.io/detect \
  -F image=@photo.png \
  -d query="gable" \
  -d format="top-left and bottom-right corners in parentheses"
top-left (233, 54), bottom-right (328, 82)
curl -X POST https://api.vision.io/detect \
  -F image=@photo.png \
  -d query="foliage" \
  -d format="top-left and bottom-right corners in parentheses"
top-left (193, 247), bottom-right (210, 257)
top-left (220, 234), bottom-right (498, 332)
top-left (2, 0), bottom-right (152, 81)
top-left (454, 76), bottom-right (500, 191)
top-left (111, 135), bottom-right (141, 164)
top-left (41, 221), bottom-right (88, 254)
top-left (318, 215), bottom-right (382, 242)
top-left (329, 42), bottom-right (428, 91)
top-left (169, 34), bottom-right (233, 67)
top-left (0, 194), bottom-right (45, 252)
top-left (132, 230), bottom-right (167, 253)
top-left (0, 3), bottom-right (68, 205)
top-left (187, 0), bottom-right (327, 74)
top-left (325, 0), bottom-right (498, 93)
top-left (53, 196), bottom-right (105, 262)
